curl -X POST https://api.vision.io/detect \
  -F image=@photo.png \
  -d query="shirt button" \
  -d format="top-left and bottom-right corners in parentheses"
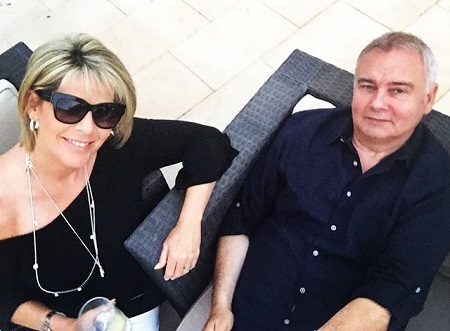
top-left (299, 287), bottom-right (306, 294)
top-left (415, 287), bottom-right (421, 293)
top-left (312, 250), bottom-right (319, 256)
top-left (331, 224), bottom-right (337, 231)
top-left (284, 319), bottom-right (290, 325)
top-left (235, 202), bottom-right (241, 207)
top-left (346, 191), bottom-right (352, 197)
top-left (353, 160), bottom-right (358, 167)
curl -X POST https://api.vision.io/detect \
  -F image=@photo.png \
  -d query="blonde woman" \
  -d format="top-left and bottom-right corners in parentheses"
top-left (0, 33), bottom-right (237, 331)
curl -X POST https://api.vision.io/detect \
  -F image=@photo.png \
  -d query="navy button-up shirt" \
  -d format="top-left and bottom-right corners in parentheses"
top-left (220, 107), bottom-right (450, 330)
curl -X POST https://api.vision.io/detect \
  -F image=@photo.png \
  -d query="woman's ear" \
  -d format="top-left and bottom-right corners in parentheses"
top-left (25, 90), bottom-right (41, 119)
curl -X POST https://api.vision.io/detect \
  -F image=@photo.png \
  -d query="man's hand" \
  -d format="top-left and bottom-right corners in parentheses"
top-left (203, 306), bottom-right (234, 331)
top-left (319, 297), bottom-right (390, 331)
top-left (203, 235), bottom-right (249, 331)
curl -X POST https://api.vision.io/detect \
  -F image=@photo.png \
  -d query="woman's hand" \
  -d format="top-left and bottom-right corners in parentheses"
top-left (154, 183), bottom-right (215, 280)
top-left (155, 220), bottom-right (201, 280)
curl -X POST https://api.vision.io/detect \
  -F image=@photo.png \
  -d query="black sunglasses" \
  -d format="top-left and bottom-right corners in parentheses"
top-left (35, 90), bottom-right (126, 129)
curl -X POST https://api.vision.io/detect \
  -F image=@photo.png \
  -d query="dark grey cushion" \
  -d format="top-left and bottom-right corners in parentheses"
top-left (0, 42), bottom-right (32, 90)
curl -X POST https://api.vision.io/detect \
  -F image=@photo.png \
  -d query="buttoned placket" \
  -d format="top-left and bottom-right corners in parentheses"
top-left (282, 247), bottom-right (323, 328)
top-left (281, 138), bottom-right (360, 330)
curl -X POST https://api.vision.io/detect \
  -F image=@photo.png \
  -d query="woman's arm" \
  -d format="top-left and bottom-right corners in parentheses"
top-left (132, 119), bottom-right (237, 280)
top-left (131, 119), bottom-right (237, 188)
top-left (11, 301), bottom-right (76, 331)
top-left (154, 182), bottom-right (215, 280)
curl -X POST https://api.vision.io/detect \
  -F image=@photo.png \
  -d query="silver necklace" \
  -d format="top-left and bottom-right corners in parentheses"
top-left (24, 153), bottom-right (105, 297)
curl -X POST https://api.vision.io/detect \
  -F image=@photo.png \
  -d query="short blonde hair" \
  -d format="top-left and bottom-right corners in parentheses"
top-left (18, 33), bottom-right (136, 150)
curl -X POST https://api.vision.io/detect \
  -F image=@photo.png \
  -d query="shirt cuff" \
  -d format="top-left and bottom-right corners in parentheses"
top-left (353, 276), bottom-right (426, 328)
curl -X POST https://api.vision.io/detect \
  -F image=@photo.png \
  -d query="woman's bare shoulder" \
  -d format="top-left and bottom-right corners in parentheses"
top-left (0, 145), bottom-right (28, 240)
top-left (0, 144), bottom-right (25, 189)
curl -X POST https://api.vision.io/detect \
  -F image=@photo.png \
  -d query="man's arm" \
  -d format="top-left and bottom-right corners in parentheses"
top-left (203, 235), bottom-right (249, 331)
top-left (319, 297), bottom-right (391, 331)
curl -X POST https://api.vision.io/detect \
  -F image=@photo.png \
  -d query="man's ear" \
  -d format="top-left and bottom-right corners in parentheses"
top-left (424, 84), bottom-right (438, 115)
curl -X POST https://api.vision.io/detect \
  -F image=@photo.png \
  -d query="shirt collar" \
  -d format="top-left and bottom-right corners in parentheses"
top-left (389, 123), bottom-right (424, 167)
top-left (329, 107), bottom-right (425, 169)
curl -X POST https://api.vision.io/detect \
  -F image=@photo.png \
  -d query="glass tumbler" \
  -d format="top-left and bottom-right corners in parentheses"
top-left (78, 297), bottom-right (132, 331)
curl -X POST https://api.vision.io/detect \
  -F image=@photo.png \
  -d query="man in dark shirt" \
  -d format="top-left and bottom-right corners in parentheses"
top-left (203, 32), bottom-right (450, 331)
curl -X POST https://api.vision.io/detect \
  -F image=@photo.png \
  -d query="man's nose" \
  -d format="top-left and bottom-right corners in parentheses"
top-left (371, 90), bottom-right (388, 110)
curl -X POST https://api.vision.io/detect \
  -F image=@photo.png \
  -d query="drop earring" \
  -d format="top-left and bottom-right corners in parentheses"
top-left (110, 130), bottom-right (115, 137)
top-left (29, 119), bottom-right (40, 132)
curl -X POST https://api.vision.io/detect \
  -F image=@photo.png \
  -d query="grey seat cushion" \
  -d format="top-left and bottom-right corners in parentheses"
top-left (175, 284), bottom-right (212, 331)
top-left (0, 79), bottom-right (20, 154)
top-left (0, 42), bottom-right (33, 155)
top-left (440, 254), bottom-right (450, 278)
top-left (405, 272), bottom-right (450, 331)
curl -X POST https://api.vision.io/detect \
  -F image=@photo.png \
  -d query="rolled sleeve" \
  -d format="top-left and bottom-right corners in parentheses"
top-left (174, 130), bottom-right (238, 189)
top-left (353, 185), bottom-right (450, 329)
top-left (127, 118), bottom-right (238, 190)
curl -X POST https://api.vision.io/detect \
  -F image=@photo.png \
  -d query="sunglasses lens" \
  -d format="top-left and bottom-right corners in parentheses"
top-left (93, 104), bottom-right (125, 129)
top-left (54, 99), bottom-right (87, 124)
top-left (48, 92), bottom-right (125, 129)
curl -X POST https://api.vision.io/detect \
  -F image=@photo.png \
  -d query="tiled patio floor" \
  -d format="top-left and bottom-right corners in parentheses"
top-left (1, 1), bottom-right (449, 329)
top-left (1, 0), bottom-right (449, 125)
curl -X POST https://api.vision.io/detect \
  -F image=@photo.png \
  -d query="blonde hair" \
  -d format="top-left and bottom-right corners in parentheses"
top-left (18, 33), bottom-right (136, 150)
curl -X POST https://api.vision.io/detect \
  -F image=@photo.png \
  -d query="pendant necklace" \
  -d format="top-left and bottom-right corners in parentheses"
top-left (24, 153), bottom-right (105, 297)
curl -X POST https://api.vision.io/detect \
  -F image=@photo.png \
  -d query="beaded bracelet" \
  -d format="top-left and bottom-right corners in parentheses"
top-left (41, 310), bottom-right (66, 331)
